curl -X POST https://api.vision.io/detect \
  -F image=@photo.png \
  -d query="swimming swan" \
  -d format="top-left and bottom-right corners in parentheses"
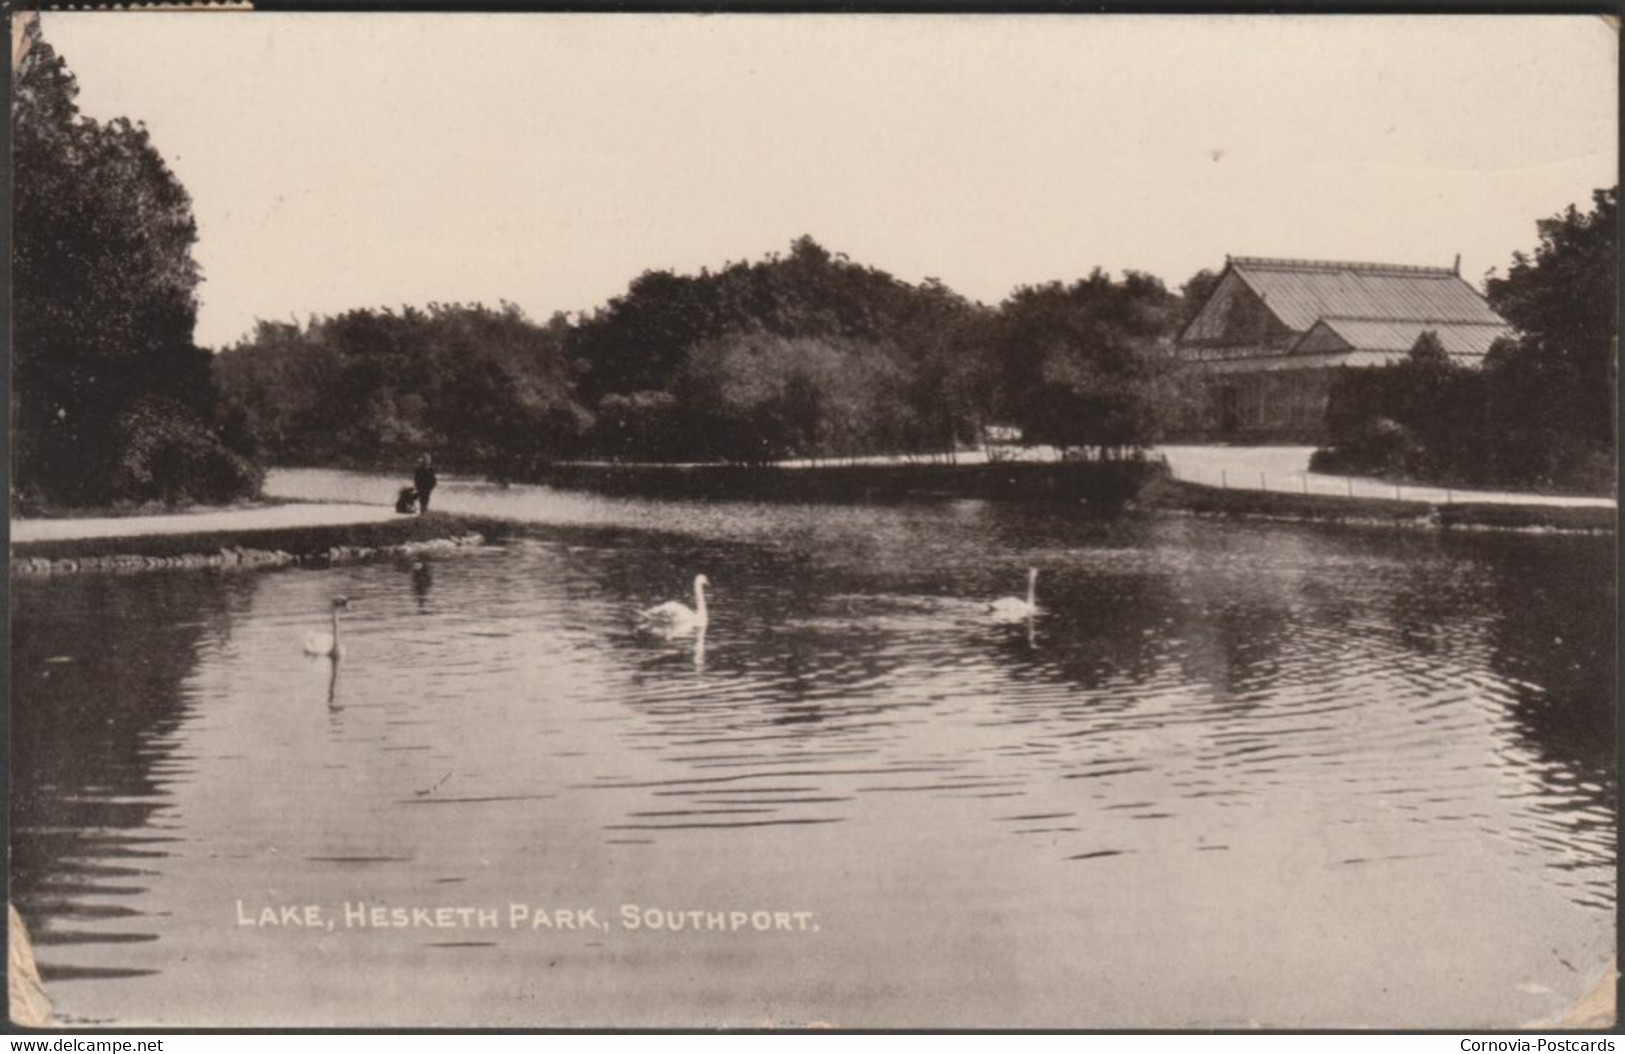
top-left (304, 597), bottom-right (349, 657)
top-left (989, 568), bottom-right (1038, 622)
top-left (640, 574), bottom-right (709, 636)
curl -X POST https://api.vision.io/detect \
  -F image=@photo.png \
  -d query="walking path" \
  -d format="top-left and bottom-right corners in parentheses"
top-left (775, 445), bottom-right (1615, 509)
top-left (1157, 446), bottom-right (1616, 509)
top-left (10, 501), bottom-right (395, 544)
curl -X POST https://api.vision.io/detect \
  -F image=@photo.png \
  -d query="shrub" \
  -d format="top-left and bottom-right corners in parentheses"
top-left (1311, 417), bottom-right (1422, 477)
top-left (110, 396), bottom-right (264, 505)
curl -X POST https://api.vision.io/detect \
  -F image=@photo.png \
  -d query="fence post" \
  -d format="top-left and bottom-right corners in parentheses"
top-left (1260, 472), bottom-right (1267, 492)
top-left (1347, 477), bottom-right (1354, 497)
top-left (1221, 469), bottom-right (1227, 490)
top-left (1445, 486), bottom-right (1453, 505)
top-left (1302, 474), bottom-right (1309, 495)
top-left (1395, 483), bottom-right (1402, 501)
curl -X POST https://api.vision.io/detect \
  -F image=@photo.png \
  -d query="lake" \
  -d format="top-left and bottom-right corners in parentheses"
top-left (9, 469), bottom-right (1615, 1028)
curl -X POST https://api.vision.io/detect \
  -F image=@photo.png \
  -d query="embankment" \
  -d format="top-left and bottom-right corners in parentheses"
top-left (538, 458), bottom-right (1164, 504)
top-left (11, 512), bottom-right (515, 577)
top-left (1146, 478), bottom-right (1617, 533)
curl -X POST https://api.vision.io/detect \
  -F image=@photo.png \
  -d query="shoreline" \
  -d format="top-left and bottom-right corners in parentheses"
top-left (10, 512), bottom-right (514, 577)
top-left (530, 463), bottom-right (1616, 533)
top-left (1142, 478), bottom-right (1617, 535)
top-left (9, 472), bottom-right (1614, 581)
top-left (532, 458), bottom-right (1162, 504)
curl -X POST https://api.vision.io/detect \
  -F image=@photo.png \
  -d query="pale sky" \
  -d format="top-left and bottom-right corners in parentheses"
top-left (38, 12), bottom-right (1619, 349)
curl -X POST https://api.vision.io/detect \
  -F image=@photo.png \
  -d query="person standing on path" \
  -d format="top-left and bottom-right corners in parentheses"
top-left (414, 454), bottom-right (438, 514)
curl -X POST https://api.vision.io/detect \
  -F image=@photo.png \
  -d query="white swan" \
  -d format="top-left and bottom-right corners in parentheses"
top-left (640, 574), bottom-right (709, 636)
top-left (989, 568), bottom-right (1038, 622)
top-left (304, 597), bottom-right (349, 657)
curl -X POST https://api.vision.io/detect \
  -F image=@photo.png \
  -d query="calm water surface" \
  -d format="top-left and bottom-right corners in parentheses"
top-left (10, 470), bottom-right (1615, 1027)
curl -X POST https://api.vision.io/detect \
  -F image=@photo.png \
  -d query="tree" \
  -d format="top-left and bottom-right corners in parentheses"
top-left (1318, 331), bottom-right (1481, 481)
top-left (1485, 187), bottom-right (1618, 451)
top-left (991, 271), bottom-right (1179, 457)
top-left (592, 391), bottom-right (680, 462)
top-left (1175, 268), bottom-right (1223, 330)
top-left (678, 331), bottom-right (911, 464)
top-left (563, 236), bottom-right (986, 462)
top-left (569, 269), bottom-right (722, 404)
top-left (12, 25), bottom-right (258, 505)
top-left (889, 279), bottom-right (990, 458)
top-left (215, 303), bottom-right (589, 474)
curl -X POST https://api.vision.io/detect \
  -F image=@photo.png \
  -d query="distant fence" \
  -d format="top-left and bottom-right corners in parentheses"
top-left (1170, 460), bottom-right (1457, 504)
top-left (1151, 478), bottom-right (1617, 533)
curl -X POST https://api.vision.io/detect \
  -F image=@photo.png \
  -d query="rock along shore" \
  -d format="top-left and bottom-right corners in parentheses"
top-left (10, 512), bottom-right (512, 578)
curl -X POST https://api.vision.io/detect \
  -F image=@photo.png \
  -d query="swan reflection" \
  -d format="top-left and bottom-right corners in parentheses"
top-left (326, 654), bottom-right (341, 710)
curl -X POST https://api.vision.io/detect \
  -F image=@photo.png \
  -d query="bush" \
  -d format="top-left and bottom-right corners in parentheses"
top-left (1311, 417), bottom-right (1423, 478)
top-left (109, 397), bottom-right (264, 504)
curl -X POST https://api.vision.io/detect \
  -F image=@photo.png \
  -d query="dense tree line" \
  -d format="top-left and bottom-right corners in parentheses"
top-left (28, 5), bottom-right (1607, 501)
top-left (12, 24), bottom-right (259, 508)
top-left (218, 236), bottom-right (1197, 472)
top-left (1313, 187), bottom-right (1617, 495)
top-left (214, 303), bottom-right (586, 480)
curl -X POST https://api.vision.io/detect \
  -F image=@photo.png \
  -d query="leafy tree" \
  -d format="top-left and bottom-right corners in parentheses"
top-left (564, 236), bottom-right (987, 462)
top-left (888, 279), bottom-right (992, 457)
top-left (591, 391), bottom-right (680, 462)
top-left (1175, 268), bottom-right (1223, 330)
top-left (215, 303), bottom-right (588, 476)
top-left (12, 26), bottom-right (258, 506)
top-left (1486, 187), bottom-right (1618, 450)
top-left (570, 269), bottom-right (723, 404)
top-left (678, 331), bottom-right (911, 464)
top-left (1317, 331), bottom-right (1482, 480)
top-left (991, 271), bottom-right (1179, 457)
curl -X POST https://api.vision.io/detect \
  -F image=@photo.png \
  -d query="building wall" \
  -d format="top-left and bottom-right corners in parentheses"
top-left (1183, 368), bottom-right (1339, 442)
top-left (1176, 269), bottom-right (1334, 441)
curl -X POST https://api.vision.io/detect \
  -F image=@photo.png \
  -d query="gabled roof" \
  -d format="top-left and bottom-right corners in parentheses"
top-left (1227, 256), bottom-right (1506, 332)
top-left (1296, 317), bottom-right (1513, 358)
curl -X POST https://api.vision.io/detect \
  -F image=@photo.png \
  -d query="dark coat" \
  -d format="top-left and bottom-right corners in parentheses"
top-left (414, 464), bottom-right (438, 494)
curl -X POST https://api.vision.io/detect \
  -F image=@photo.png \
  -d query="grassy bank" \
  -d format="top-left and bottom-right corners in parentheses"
top-left (539, 458), bottom-right (1165, 504)
top-left (12, 512), bottom-right (515, 575)
top-left (1145, 478), bottom-right (1617, 533)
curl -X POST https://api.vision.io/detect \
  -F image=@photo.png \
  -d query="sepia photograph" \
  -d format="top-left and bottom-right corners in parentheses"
top-left (6, 8), bottom-right (1619, 1032)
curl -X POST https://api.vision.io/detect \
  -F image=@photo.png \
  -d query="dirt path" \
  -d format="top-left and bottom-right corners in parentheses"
top-left (1158, 446), bottom-right (1616, 509)
top-left (775, 446), bottom-right (1615, 509)
top-left (11, 501), bottom-right (398, 544)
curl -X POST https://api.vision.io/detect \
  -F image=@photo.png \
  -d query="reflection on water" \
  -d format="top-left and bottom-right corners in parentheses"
top-left (9, 470), bottom-right (1615, 1027)
top-left (409, 559), bottom-right (433, 613)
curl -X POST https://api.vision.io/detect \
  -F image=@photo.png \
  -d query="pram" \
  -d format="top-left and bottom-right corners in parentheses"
top-left (395, 486), bottom-right (419, 514)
